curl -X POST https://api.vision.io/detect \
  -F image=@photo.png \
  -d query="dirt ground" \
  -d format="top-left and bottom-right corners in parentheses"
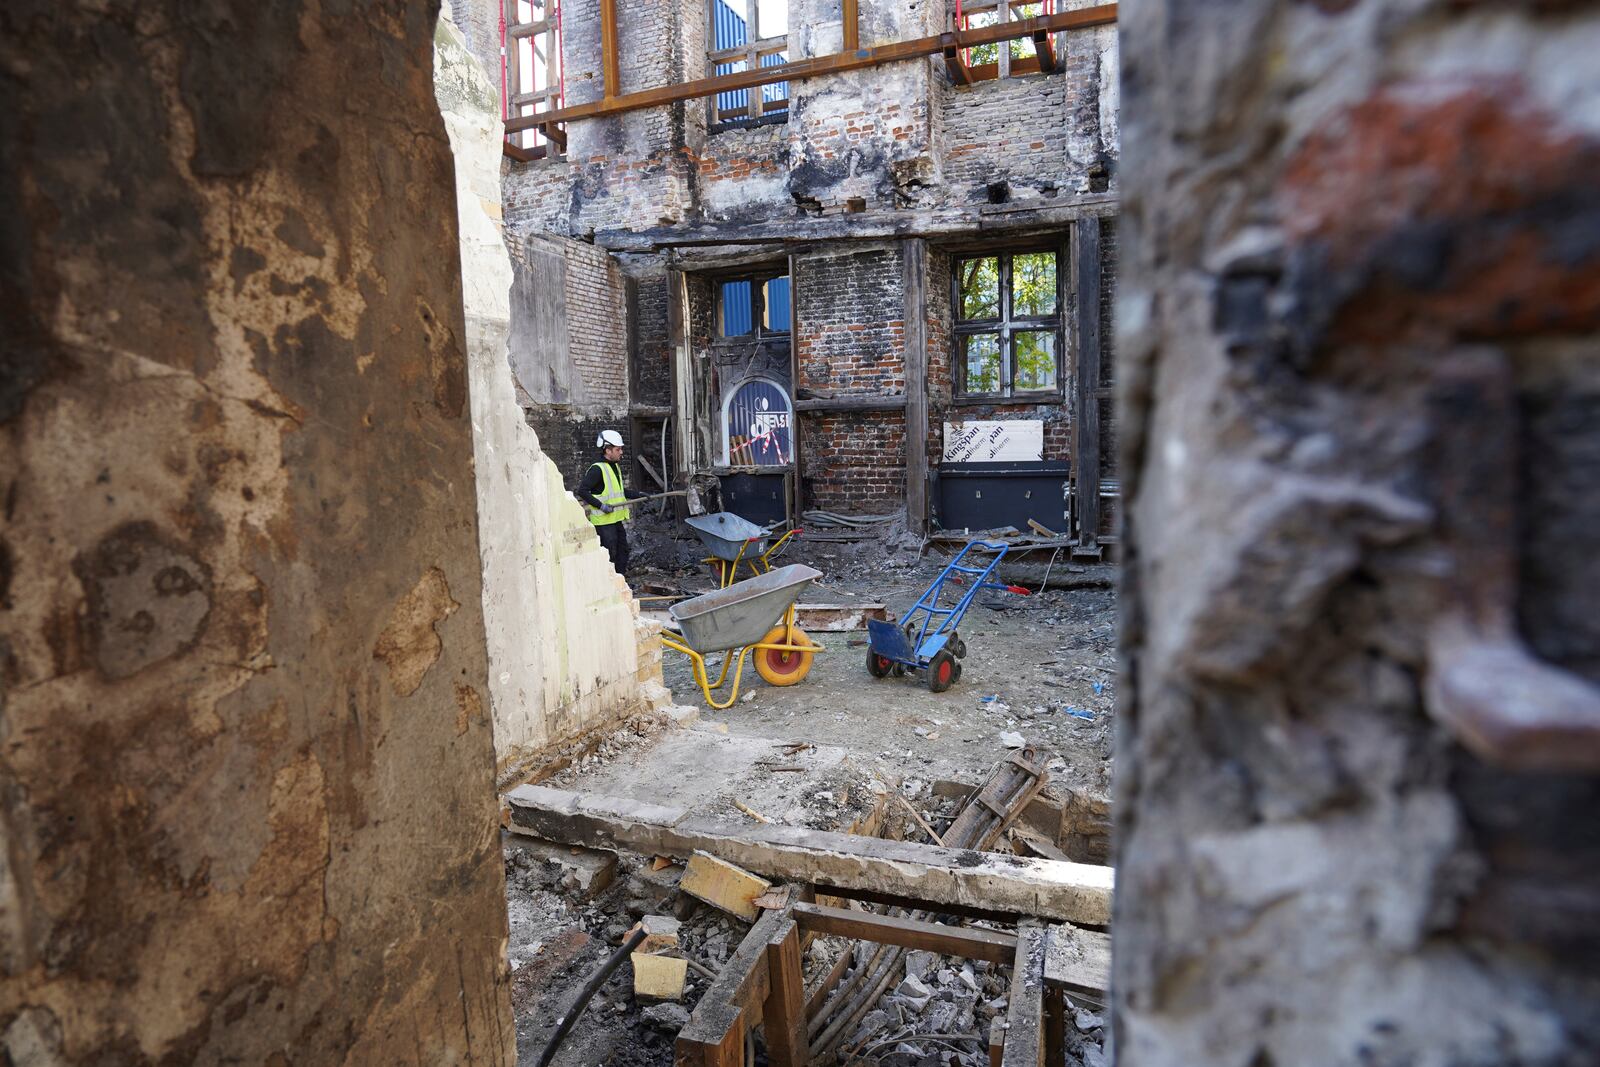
top-left (503, 523), bottom-right (1118, 1066)
top-left (638, 526), bottom-right (1118, 802)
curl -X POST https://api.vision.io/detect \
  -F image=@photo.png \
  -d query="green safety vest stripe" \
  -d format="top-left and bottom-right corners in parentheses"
top-left (587, 462), bottom-right (630, 526)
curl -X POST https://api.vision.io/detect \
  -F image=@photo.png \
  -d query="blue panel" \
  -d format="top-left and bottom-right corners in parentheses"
top-left (713, 0), bottom-right (747, 48)
top-left (721, 281), bottom-right (753, 336)
top-left (763, 276), bottom-right (790, 332)
top-left (759, 50), bottom-right (788, 112)
top-left (715, 59), bottom-right (748, 115)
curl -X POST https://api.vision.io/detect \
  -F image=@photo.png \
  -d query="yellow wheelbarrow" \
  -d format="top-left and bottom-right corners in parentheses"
top-left (685, 511), bottom-right (802, 588)
top-left (662, 564), bottom-right (823, 709)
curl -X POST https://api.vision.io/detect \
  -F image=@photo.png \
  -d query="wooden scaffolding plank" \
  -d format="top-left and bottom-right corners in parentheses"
top-left (676, 904), bottom-right (788, 1065)
top-left (1043, 922), bottom-right (1112, 996)
top-left (792, 902), bottom-right (1017, 965)
top-left (1000, 923), bottom-right (1047, 1067)
top-left (762, 919), bottom-right (808, 1067)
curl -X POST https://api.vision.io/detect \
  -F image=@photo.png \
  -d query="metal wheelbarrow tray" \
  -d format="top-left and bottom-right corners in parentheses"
top-left (685, 511), bottom-right (777, 562)
top-left (670, 564), bottom-right (822, 654)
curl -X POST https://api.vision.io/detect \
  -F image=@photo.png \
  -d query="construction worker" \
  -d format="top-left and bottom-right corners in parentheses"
top-left (577, 429), bottom-right (647, 575)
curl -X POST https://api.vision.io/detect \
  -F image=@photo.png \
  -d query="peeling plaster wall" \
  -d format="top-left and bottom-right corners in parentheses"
top-left (1117, 1), bottom-right (1600, 1064)
top-left (435, 10), bottom-right (669, 781)
top-left (0, 2), bottom-right (513, 1062)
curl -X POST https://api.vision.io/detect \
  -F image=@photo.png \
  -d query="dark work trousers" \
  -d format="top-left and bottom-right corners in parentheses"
top-left (595, 522), bottom-right (629, 576)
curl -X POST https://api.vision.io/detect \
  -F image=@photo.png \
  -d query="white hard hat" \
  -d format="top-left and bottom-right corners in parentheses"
top-left (597, 429), bottom-right (625, 448)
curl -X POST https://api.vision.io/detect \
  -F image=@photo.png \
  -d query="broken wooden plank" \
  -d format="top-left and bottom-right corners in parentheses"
top-left (1001, 923), bottom-right (1047, 1067)
top-left (792, 902), bottom-right (1017, 965)
top-left (1010, 824), bottom-right (1070, 863)
top-left (504, 785), bottom-right (1113, 924)
top-left (633, 952), bottom-right (688, 1002)
top-left (633, 914), bottom-right (682, 952)
top-left (681, 851), bottom-right (773, 922)
top-left (762, 918), bottom-right (808, 1067)
top-left (1043, 922), bottom-right (1111, 997)
top-left (676, 903), bottom-right (788, 1065)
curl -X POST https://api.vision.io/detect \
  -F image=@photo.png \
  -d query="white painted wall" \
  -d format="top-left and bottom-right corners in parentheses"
top-left (434, 9), bottom-right (671, 781)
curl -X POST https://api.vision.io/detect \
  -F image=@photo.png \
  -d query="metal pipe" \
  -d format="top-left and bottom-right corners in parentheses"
top-left (534, 927), bottom-right (647, 1067)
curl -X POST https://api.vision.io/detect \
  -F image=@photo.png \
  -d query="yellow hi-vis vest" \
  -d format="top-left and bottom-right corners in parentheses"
top-left (586, 462), bottom-right (630, 526)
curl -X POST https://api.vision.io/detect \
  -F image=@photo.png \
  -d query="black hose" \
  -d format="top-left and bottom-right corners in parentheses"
top-left (535, 927), bottom-right (648, 1067)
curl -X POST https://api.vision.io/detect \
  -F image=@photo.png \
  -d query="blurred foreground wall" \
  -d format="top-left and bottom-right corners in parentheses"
top-left (1116, 1), bottom-right (1600, 1064)
top-left (0, 2), bottom-right (514, 1061)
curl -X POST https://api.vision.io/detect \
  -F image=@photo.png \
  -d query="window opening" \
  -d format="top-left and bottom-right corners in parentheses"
top-left (950, 0), bottom-right (1058, 81)
top-left (710, 0), bottom-right (790, 128)
top-left (724, 378), bottom-right (793, 466)
top-left (718, 271), bottom-right (791, 338)
top-left (504, 0), bottom-right (564, 156)
top-left (953, 248), bottom-right (1062, 399)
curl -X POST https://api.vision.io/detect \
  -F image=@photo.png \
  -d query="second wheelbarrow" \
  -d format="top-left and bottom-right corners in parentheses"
top-left (663, 563), bottom-right (824, 709)
top-left (685, 511), bottom-right (802, 588)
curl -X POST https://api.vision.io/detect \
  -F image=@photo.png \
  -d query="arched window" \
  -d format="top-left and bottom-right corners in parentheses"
top-left (723, 378), bottom-right (792, 466)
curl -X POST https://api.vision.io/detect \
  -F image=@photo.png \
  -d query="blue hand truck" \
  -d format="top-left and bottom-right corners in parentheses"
top-left (865, 540), bottom-right (1030, 692)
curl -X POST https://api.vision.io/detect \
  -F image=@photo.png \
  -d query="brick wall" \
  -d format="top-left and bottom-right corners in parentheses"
top-left (802, 411), bottom-right (906, 513)
top-left (564, 238), bottom-right (630, 408)
top-left (629, 263), bottom-right (672, 407)
top-left (524, 407), bottom-right (633, 491)
top-left (795, 246), bottom-right (905, 394)
top-left (464, 0), bottom-right (1121, 236)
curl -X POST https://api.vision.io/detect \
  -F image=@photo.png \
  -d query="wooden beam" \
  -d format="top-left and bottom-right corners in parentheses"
top-left (504, 784), bottom-right (1115, 924)
top-left (1000, 924), bottom-right (1047, 1067)
top-left (1073, 218), bottom-right (1103, 549)
top-left (903, 238), bottom-right (929, 536)
top-left (1043, 922), bottom-right (1111, 997)
top-left (794, 394), bottom-right (907, 414)
top-left (599, 0), bottom-right (620, 100)
top-left (842, 0), bottom-right (859, 52)
top-left (677, 905), bottom-right (788, 1065)
top-left (762, 919), bottom-right (808, 1067)
top-left (792, 902), bottom-right (1017, 965)
top-left (803, 883), bottom-right (1029, 923)
top-left (506, 5), bottom-right (1117, 131)
top-left (593, 195), bottom-right (1120, 252)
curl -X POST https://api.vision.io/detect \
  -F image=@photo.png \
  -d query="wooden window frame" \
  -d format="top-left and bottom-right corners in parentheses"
top-left (948, 0), bottom-right (1060, 83)
top-left (714, 269), bottom-right (792, 341)
top-left (707, 0), bottom-right (790, 130)
top-left (505, 0), bottom-right (565, 158)
top-left (952, 245), bottom-right (1065, 401)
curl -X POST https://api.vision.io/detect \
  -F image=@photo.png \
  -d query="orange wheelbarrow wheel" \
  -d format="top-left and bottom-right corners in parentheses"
top-left (754, 624), bottom-right (815, 686)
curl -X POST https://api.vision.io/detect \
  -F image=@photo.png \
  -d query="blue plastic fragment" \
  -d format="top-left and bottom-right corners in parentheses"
top-left (1063, 707), bottom-right (1095, 720)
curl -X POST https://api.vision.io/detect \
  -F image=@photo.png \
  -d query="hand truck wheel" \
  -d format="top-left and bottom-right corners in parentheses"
top-left (950, 632), bottom-right (968, 659)
top-left (927, 650), bottom-right (958, 693)
top-left (867, 649), bottom-right (894, 678)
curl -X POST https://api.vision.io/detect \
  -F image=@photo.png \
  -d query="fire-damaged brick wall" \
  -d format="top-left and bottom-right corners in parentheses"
top-left (794, 246), bottom-right (910, 512)
top-left (805, 412), bottom-right (908, 512)
top-left (447, 0), bottom-right (1123, 526)
top-left (628, 260), bottom-right (673, 408)
top-left (506, 234), bottom-right (634, 492)
top-left (796, 246), bottom-right (906, 394)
